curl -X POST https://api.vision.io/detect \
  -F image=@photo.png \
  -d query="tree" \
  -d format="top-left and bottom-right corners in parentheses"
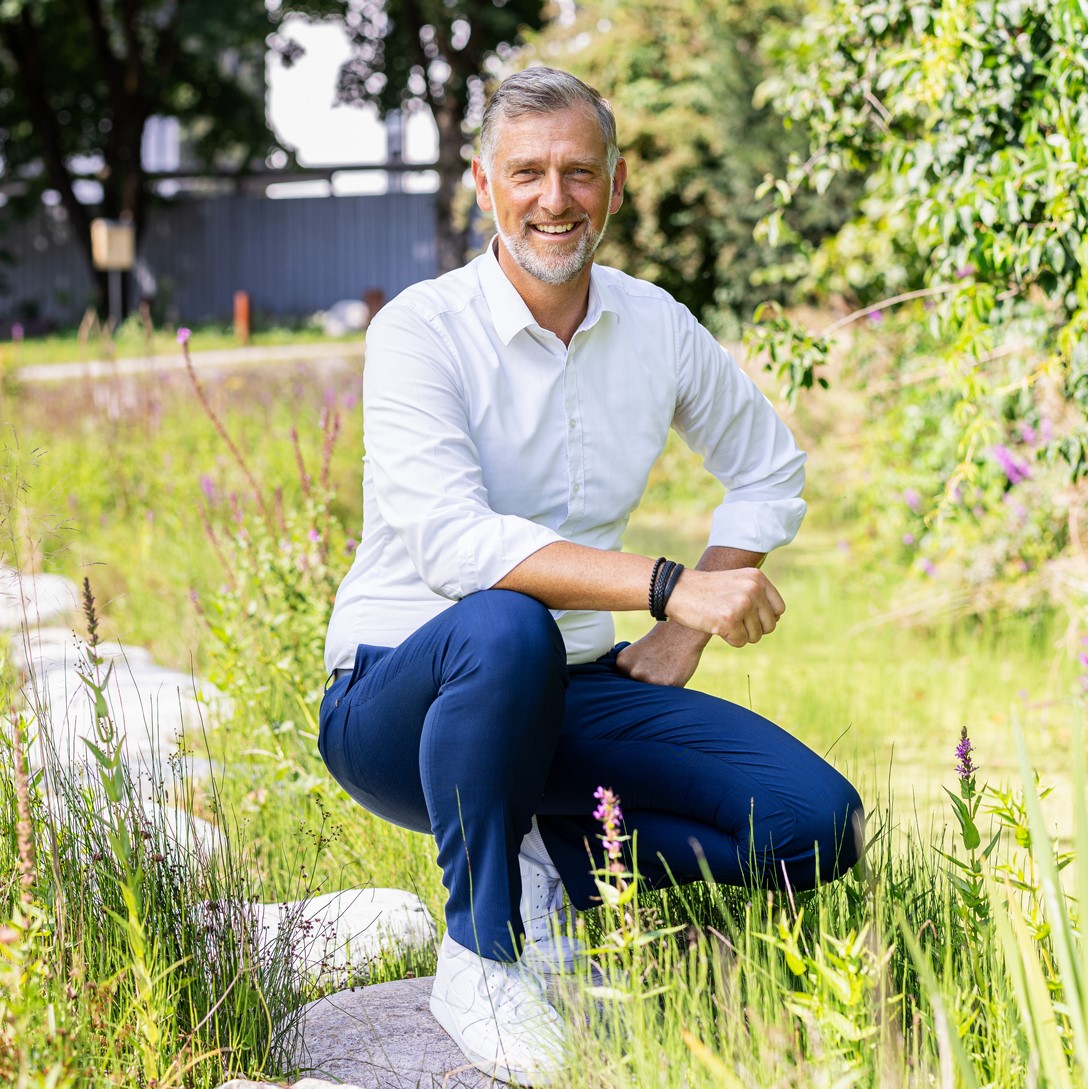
top-left (332, 0), bottom-right (549, 272)
top-left (751, 0), bottom-right (1088, 617)
top-left (520, 0), bottom-right (861, 334)
top-left (0, 0), bottom-right (339, 314)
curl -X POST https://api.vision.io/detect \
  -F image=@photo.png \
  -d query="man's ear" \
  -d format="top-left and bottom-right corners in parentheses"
top-left (609, 157), bottom-right (628, 216)
top-left (472, 158), bottom-right (493, 213)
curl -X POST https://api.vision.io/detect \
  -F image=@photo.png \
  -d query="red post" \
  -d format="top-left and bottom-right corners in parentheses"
top-left (364, 288), bottom-right (386, 320)
top-left (234, 290), bottom-right (251, 345)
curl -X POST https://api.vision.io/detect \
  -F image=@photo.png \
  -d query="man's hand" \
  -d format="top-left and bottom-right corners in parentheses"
top-left (615, 622), bottom-right (708, 687)
top-left (664, 566), bottom-right (785, 647)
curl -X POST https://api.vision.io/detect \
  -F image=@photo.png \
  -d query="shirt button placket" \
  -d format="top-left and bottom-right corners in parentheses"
top-left (563, 346), bottom-right (584, 524)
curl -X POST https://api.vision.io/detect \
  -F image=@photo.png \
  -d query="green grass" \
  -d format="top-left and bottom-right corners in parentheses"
top-left (1, 355), bottom-right (1084, 1086)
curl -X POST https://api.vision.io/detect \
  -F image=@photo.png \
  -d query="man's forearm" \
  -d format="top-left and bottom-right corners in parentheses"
top-left (492, 541), bottom-right (658, 611)
top-left (492, 541), bottom-right (767, 623)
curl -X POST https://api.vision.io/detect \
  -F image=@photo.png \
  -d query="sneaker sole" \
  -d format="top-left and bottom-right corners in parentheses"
top-left (429, 991), bottom-right (561, 1087)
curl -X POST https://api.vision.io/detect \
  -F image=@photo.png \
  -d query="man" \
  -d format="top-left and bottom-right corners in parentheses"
top-left (320, 67), bottom-right (863, 1085)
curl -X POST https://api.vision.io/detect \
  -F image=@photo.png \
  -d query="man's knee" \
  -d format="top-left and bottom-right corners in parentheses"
top-left (453, 589), bottom-right (566, 674)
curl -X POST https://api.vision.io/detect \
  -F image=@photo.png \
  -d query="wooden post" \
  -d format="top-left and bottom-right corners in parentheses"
top-left (364, 288), bottom-right (385, 320)
top-left (234, 290), bottom-right (251, 345)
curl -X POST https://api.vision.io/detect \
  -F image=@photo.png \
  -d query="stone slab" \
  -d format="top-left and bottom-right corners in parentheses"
top-left (293, 977), bottom-right (499, 1088)
top-left (254, 888), bottom-right (436, 984)
top-left (0, 567), bottom-right (79, 630)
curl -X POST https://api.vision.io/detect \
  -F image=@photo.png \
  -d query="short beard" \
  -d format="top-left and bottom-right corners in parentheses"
top-left (496, 213), bottom-right (608, 286)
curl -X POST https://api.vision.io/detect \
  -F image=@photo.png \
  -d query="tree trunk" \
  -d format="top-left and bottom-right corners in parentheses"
top-left (432, 96), bottom-right (470, 274)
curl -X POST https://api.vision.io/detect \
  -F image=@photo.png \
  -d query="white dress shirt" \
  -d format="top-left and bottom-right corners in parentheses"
top-left (324, 241), bottom-right (807, 671)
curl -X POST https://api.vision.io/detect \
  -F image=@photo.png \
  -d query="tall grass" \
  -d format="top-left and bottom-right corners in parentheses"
top-left (2, 347), bottom-right (1084, 1086)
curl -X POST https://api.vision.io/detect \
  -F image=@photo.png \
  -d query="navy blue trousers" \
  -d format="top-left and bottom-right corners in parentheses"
top-left (319, 590), bottom-right (863, 961)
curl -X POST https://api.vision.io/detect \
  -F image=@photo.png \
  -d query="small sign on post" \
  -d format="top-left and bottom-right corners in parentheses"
top-left (90, 218), bottom-right (136, 330)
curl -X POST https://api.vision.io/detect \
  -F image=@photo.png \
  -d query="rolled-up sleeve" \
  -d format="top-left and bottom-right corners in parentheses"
top-left (672, 311), bottom-right (807, 554)
top-left (363, 304), bottom-right (563, 599)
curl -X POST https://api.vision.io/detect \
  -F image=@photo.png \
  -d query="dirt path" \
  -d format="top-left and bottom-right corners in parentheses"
top-left (14, 340), bottom-right (365, 383)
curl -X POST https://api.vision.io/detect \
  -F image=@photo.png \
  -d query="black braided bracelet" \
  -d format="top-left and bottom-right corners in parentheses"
top-left (650, 559), bottom-right (672, 620)
top-left (648, 556), bottom-right (666, 615)
top-left (660, 561), bottom-right (685, 619)
top-left (650, 558), bottom-right (685, 621)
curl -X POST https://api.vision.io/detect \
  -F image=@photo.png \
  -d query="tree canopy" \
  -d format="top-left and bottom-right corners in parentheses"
top-left (751, 0), bottom-right (1088, 615)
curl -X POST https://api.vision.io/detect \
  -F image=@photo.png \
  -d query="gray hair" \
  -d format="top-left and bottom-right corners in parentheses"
top-left (480, 66), bottom-right (620, 179)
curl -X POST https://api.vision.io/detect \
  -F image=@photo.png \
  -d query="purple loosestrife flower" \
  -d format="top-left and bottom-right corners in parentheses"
top-left (866, 308), bottom-right (885, 325)
top-left (955, 725), bottom-right (978, 782)
top-left (903, 487), bottom-right (922, 513)
top-left (307, 527), bottom-right (321, 543)
top-left (1018, 421), bottom-right (1038, 446)
top-left (991, 444), bottom-right (1031, 486)
top-left (344, 538), bottom-right (358, 555)
top-left (593, 785), bottom-right (625, 875)
top-left (902, 533), bottom-right (916, 547)
top-left (199, 474), bottom-right (216, 502)
top-left (176, 327), bottom-right (191, 347)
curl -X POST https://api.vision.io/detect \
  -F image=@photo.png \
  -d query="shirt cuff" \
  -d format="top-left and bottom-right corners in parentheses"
top-left (707, 498), bottom-right (807, 554)
top-left (451, 515), bottom-right (565, 597)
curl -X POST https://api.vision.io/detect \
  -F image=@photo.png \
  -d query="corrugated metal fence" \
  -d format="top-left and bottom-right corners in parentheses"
top-left (0, 191), bottom-right (438, 326)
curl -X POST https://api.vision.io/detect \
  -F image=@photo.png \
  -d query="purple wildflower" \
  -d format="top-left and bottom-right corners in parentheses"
top-left (866, 308), bottom-right (885, 325)
top-left (307, 527), bottom-right (321, 543)
top-left (991, 444), bottom-right (1031, 486)
top-left (902, 533), bottom-right (916, 546)
top-left (176, 327), bottom-right (191, 347)
top-left (903, 488), bottom-right (922, 513)
top-left (921, 558), bottom-right (937, 577)
top-left (1018, 421), bottom-right (1037, 446)
top-left (1040, 417), bottom-right (1054, 443)
top-left (199, 474), bottom-right (216, 502)
top-left (593, 786), bottom-right (625, 874)
top-left (344, 537), bottom-right (358, 555)
top-left (955, 265), bottom-right (976, 280)
top-left (11, 322), bottom-right (24, 342)
top-left (955, 726), bottom-right (978, 782)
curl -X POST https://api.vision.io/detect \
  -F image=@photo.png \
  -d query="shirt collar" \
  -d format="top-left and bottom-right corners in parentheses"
top-left (477, 236), bottom-right (619, 346)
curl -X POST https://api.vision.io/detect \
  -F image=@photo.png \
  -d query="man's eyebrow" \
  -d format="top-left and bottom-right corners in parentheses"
top-left (503, 156), bottom-right (603, 172)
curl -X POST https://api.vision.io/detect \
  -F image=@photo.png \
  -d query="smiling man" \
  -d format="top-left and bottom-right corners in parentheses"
top-left (319, 67), bottom-right (864, 1084)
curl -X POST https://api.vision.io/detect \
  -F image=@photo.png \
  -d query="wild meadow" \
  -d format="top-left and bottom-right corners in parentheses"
top-left (1, 328), bottom-right (1085, 1088)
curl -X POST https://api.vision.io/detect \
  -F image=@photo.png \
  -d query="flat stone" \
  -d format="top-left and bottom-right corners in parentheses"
top-left (293, 977), bottom-right (497, 1088)
top-left (216, 1079), bottom-right (369, 1088)
top-left (252, 888), bottom-right (437, 984)
top-left (13, 627), bottom-right (224, 775)
top-left (0, 567), bottom-right (79, 630)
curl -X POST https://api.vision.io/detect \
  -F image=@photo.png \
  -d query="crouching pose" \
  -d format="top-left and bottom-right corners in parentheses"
top-left (320, 66), bottom-right (864, 1085)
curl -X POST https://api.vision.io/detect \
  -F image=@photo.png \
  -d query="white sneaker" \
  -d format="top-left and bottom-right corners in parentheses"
top-left (520, 818), bottom-right (587, 976)
top-left (430, 933), bottom-right (569, 1085)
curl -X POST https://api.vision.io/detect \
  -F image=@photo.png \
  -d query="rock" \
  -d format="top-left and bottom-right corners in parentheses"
top-left (6, 615), bottom-right (224, 856)
top-left (252, 888), bottom-right (436, 983)
top-left (318, 299), bottom-right (370, 337)
top-left (0, 567), bottom-right (79, 630)
top-left (293, 976), bottom-right (496, 1088)
top-left (12, 626), bottom-right (224, 776)
top-left (216, 1079), bottom-right (369, 1088)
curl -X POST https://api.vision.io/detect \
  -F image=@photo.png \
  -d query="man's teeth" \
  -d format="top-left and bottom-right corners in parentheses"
top-left (535, 223), bottom-right (576, 234)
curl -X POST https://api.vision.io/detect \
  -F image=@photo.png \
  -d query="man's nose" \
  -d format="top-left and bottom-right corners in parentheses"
top-left (538, 170), bottom-right (570, 214)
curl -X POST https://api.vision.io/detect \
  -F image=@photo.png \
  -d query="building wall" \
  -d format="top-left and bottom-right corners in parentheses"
top-left (0, 191), bottom-right (438, 327)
